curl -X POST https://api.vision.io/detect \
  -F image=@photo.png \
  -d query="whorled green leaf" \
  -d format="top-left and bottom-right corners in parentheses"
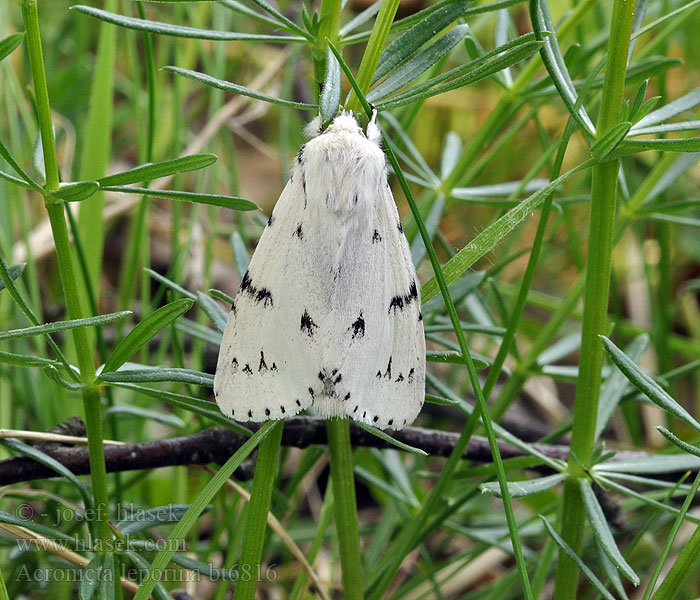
top-left (0, 137), bottom-right (43, 192)
top-left (100, 553), bottom-right (115, 600)
top-left (145, 268), bottom-right (196, 299)
top-left (540, 516), bottom-right (617, 600)
top-left (629, 85), bottom-right (700, 133)
top-left (79, 555), bottom-right (102, 600)
top-left (0, 32), bottom-right (24, 62)
top-left (114, 382), bottom-right (251, 436)
top-left (375, 34), bottom-right (544, 109)
top-left (596, 334), bottom-right (649, 440)
top-left (220, 0), bottom-right (289, 31)
top-left (0, 510), bottom-right (76, 543)
top-left (1, 437), bottom-right (93, 510)
top-left (602, 336), bottom-right (700, 432)
top-left (97, 154), bottom-right (217, 187)
top-left (369, 25), bottom-right (468, 104)
top-left (164, 66), bottom-right (316, 109)
top-left (99, 366), bottom-right (214, 387)
top-left (117, 504), bottom-right (197, 535)
top-left (371, 0), bottom-right (471, 85)
top-left (0, 169), bottom-right (31, 188)
top-left (595, 453), bottom-right (700, 475)
top-left (614, 137), bottom-right (700, 155)
top-left (197, 291), bottom-right (228, 334)
top-left (101, 299), bottom-right (193, 374)
top-left (50, 180), bottom-right (99, 202)
top-left (100, 185), bottom-right (258, 211)
top-left (354, 421), bottom-right (428, 456)
top-left (480, 473), bottom-right (567, 497)
top-left (44, 365), bottom-right (84, 390)
top-left (628, 120), bottom-right (700, 137)
top-left (0, 310), bottom-right (131, 341)
top-left (0, 349), bottom-right (57, 367)
top-left (320, 46), bottom-right (341, 124)
top-left (208, 288), bottom-right (235, 306)
top-left (104, 404), bottom-right (185, 428)
top-left (424, 393), bottom-right (461, 406)
top-left (530, 0), bottom-right (595, 135)
top-left (657, 427), bottom-right (700, 459)
top-left (421, 159), bottom-right (594, 302)
top-left (0, 263), bottom-right (25, 293)
top-left (427, 350), bottom-right (489, 369)
top-left (590, 122), bottom-right (632, 160)
top-left (71, 5), bottom-right (305, 42)
top-left (579, 479), bottom-right (639, 585)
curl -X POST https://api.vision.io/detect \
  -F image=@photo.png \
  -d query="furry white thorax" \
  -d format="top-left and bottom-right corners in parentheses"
top-left (213, 112), bottom-right (426, 430)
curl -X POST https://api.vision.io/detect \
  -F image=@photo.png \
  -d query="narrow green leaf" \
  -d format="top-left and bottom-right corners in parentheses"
top-left (657, 427), bottom-right (700, 459)
top-left (371, 0), bottom-right (471, 84)
top-left (590, 122), bottom-right (632, 160)
top-left (99, 366), bottom-right (213, 386)
top-left (320, 46), bottom-right (341, 123)
top-left (43, 365), bottom-right (84, 390)
top-left (596, 334), bottom-right (648, 440)
top-left (615, 137), bottom-right (700, 154)
top-left (0, 137), bottom-right (43, 192)
top-left (421, 159), bottom-right (594, 302)
top-left (0, 263), bottom-right (25, 293)
top-left (220, 0), bottom-right (289, 31)
top-left (164, 66), bottom-right (316, 109)
top-left (97, 154), bottom-right (217, 187)
top-left (1, 438), bottom-right (93, 510)
top-left (580, 479), bottom-right (639, 585)
top-left (0, 349), bottom-right (57, 367)
top-left (50, 181), bottom-right (99, 202)
top-left (424, 393), bottom-right (461, 406)
top-left (630, 86), bottom-right (700, 133)
top-left (480, 473), bottom-right (566, 497)
top-left (145, 268), bottom-right (196, 299)
top-left (117, 504), bottom-right (196, 535)
top-left (101, 299), bottom-right (193, 373)
top-left (540, 516), bottom-right (617, 600)
top-left (100, 553), bottom-right (115, 600)
top-left (427, 350), bottom-right (489, 369)
top-left (0, 310), bottom-right (131, 341)
top-left (71, 6), bottom-right (305, 42)
top-left (79, 555), bottom-right (102, 600)
top-left (530, 0), bottom-right (595, 135)
top-left (0, 169), bottom-right (31, 188)
top-left (132, 421), bottom-right (278, 600)
top-left (0, 32), bottom-right (24, 62)
top-left (0, 510), bottom-right (76, 543)
top-left (197, 291), bottom-right (228, 334)
top-left (369, 24), bottom-right (468, 103)
top-left (629, 120), bottom-right (700, 136)
top-left (602, 336), bottom-right (700, 432)
top-left (104, 404), bottom-right (185, 428)
top-left (595, 454), bottom-right (700, 475)
top-left (99, 185), bottom-right (258, 211)
top-left (114, 382), bottom-right (251, 435)
top-left (208, 288), bottom-right (235, 306)
top-left (376, 36), bottom-right (544, 109)
top-left (354, 421), bottom-right (428, 455)
top-left (230, 231), bottom-right (251, 279)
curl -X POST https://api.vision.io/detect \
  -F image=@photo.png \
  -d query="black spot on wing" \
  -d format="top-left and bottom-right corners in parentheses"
top-left (248, 410), bottom-right (253, 418)
top-left (397, 220), bottom-right (403, 234)
top-left (294, 223), bottom-right (304, 239)
top-left (231, 357), bottom-right (239, 370)
top-left (297, 144), bottom-right (306, 163)
top-left (267, 213), bottom-right (274, 227)
top-left (301, 310), bottom-right (319, 337)
top-left (388, 419), bottom-right (393, 426)
top-left (372, 230), bottom-right (381, 243)
top-left (265, 408), bottom-right (270, 416)
top-left (388, 282), bottom-right (419, 313)
top-left (255, 288), bottom-right (273, 307)
top-left (348, 312), bottom-right (365, 339)
top-left (384, 356), bottom-right (392, 379)
top-left (258, 351), bottom-right (268, 372)
top-left (389, 296), bottom-right (404, 312)
top-left (280, 406), bottom-right (286, 414)
top-left (409, 281), bottom-right (418, 299)
top-left (243, 363), bottom-right (253, 375)
top-left (395, 373), bottom-right (404, 382)
top-left (408, 367), bottom-right (415, 383)
top-left (344, 392), bottom-right (351, 401)
top-left (373, 416), bottom-right (379, 423)
top-left (296, 399), bottom-right (302, 407)
top-left (240, 271), bottom-right (252, 292)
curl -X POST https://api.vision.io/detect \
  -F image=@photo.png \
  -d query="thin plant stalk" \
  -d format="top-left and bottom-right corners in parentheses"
top-left (20, 0), bottom-right (112, 548)
top-left (326, 418), bottom-right (363, 600)
top-left (553, 1), bottom-right (636, 598)
top-left (234, 420), bottom-right (284, 600)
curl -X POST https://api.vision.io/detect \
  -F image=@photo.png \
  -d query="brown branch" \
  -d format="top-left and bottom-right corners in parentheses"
top-left (0, 417), bottom-right (652, 486)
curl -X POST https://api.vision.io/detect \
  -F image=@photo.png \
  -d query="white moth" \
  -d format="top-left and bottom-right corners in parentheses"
top-left (213, 112), bottom-right (425, 430)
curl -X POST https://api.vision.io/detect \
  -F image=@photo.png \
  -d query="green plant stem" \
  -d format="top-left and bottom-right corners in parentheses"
top-left (234, 420), bottom-right (284, 600)
top-left (345, 0), bottom-right (401, 113)
top-left (19, 0), bottom-right (59, 193)
top-left (650, 515), bottom-right (700, 599)
top-left (21, 0), bottom-right (111, 548)
top-left (326, 418), bottom-right (363, 600)
top-left (553, 1), bottom-right (636, 598)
